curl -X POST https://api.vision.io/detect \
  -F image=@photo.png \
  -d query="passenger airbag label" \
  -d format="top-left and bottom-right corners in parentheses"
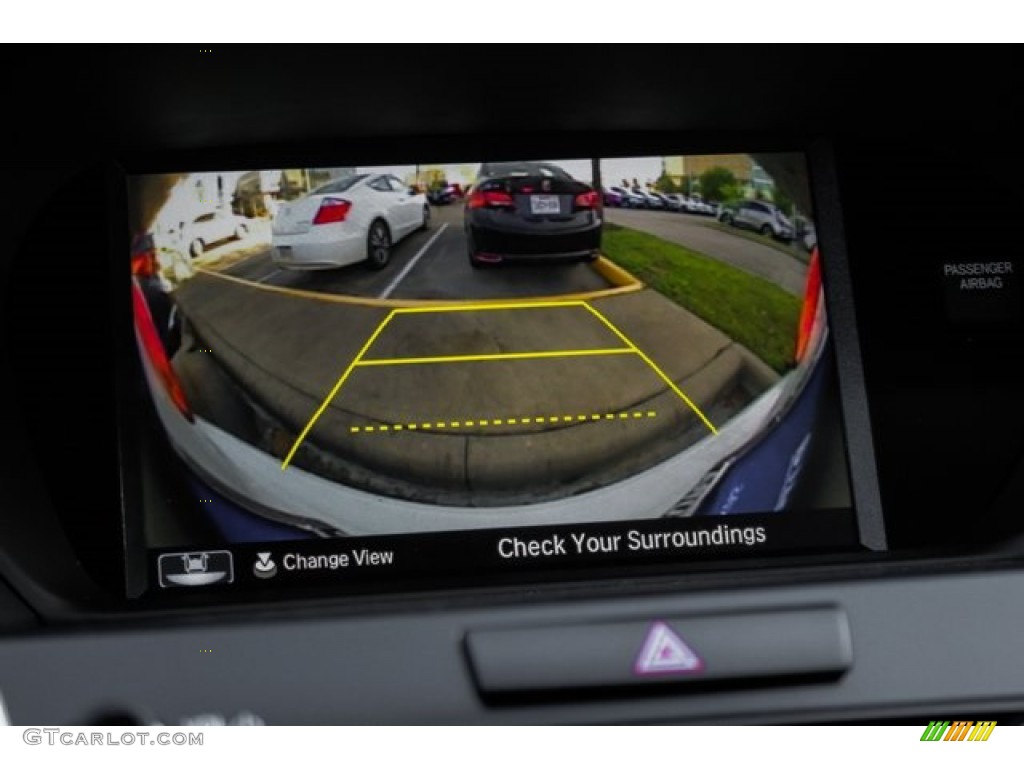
top-left (942, 260), bottom-right (1019, 324)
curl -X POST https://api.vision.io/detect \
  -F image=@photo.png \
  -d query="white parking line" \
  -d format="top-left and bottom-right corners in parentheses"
top-left (254, 270), bottom-right (281, 284)
top-left (378, 223), bottom-right (449, 299)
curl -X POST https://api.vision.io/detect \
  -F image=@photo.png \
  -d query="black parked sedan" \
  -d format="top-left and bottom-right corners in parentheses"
top-left (464, 161), bottom-right (602, 267)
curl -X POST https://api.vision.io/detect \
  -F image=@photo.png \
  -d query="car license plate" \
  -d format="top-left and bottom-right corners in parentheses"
top-left (530, 195), bottom-right (560, 215)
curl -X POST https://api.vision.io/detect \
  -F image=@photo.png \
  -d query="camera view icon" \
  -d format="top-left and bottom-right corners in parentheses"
top-left (253, 552), bottom-right (278, 579)
top-left (158, 550), bottom-right (234, 588)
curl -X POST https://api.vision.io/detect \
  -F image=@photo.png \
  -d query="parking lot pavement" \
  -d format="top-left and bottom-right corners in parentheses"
top-left (212, 203), bottom-right (612, 301)
top-left (605, 208), bottom-right (807, 296)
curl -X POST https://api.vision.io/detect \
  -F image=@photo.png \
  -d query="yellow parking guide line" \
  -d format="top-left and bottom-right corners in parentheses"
top-left (282, 298), bottom-right (715, 471)
top-left (280, 309), bottom-right (397, 469)
top-left (581, 302), bottom-right (718, 436)
top-left (393, 300), bottom-right (588, 315)
top-left (356, 347), bottom-right (634, 368)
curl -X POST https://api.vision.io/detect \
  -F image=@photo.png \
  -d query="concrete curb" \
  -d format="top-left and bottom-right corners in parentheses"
top-left (592, 256), bottom-right (644, 290)
top-left (197, 256), bottom-right (644, 308)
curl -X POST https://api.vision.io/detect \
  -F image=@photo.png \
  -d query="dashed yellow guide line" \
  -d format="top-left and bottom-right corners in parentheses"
top-left (281, 299), bottom-right (718, 470)
top-left (349, 410), bottom-right (658, 434)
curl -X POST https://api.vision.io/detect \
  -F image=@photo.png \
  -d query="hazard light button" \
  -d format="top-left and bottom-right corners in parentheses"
top-left (465, 606), bottom-right (851, 696)
top-left (634, 621), bottom-right (704, 676)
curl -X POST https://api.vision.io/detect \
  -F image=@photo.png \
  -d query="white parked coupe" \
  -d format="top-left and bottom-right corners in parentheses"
top-left (271, 173), bottom-right (429, 270)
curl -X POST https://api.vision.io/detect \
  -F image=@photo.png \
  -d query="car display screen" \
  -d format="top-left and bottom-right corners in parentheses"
top-left (125, 151), bottom-right (867, 597)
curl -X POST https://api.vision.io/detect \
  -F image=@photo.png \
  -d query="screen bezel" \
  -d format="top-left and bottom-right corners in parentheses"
top-left (114, 133), bottom-right (887, 604)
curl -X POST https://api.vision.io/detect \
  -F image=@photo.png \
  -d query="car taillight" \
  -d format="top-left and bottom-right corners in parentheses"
top-left (312, 197), bottom-right (352, 225)
top-left (574, 190), bottom-right (600, 209)
top-left (794, 247), bottom-right (822, 364)
top-left (132, 279), bottom-right (194, 422)
top-left (131, 249), bottom-right (158, 278)
top-left (467, 189), bottom-right (515, 209)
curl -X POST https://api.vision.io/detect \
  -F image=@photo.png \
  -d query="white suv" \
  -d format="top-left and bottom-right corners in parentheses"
top-left (722, 200), bottom-right (794, 242)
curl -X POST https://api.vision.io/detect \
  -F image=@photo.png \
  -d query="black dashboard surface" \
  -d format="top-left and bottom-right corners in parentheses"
top-left (2, 44), bottom-right (1024, 725)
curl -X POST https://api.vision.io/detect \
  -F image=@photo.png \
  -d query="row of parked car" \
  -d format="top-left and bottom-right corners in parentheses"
top-left (604, 186), bottom-right (803, 247)
top-left (603, 186), bottom-right (720, 216)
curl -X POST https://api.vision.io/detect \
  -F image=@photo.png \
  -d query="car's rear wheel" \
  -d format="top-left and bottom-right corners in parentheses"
top-left (189, 239), bottom-right (204, 259)
top-left (366, 220), bottom-right (392, 270)
top-left (760, 224), bottom-right (772, 237)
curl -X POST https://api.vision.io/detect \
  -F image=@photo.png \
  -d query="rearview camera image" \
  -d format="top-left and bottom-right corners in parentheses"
top-left (128, 152), bottom-right (851, 545)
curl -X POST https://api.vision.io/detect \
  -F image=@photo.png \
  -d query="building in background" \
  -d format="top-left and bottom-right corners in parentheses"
top-left (152, 172), bottom-right (244, 245)
top-left (417, 164), bottom-right (479, 189)
top-left (664, 155), bottom-right (775, 198)
top-left (233, 168), bottom-right (356, 218)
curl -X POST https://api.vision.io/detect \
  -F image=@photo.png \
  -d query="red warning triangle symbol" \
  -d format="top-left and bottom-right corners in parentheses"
top-left (634, 621), bottom-right (704, 676)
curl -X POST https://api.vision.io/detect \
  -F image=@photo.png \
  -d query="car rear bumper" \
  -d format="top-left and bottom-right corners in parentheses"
top-left (468, 221), bottom-right (601, 260)
top-left (271, 229), bottom-right (363, 269)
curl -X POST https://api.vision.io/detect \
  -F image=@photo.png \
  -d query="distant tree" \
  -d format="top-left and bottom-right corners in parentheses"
top-left (654, 172), bottom-right (680, 193)
top-left (424, 169), bottom-right (447, 190)
top-left (772, 187), bottom-right (795, 216)
top-left (698, 166), bottom-right (738, 203)
top-left (308, 169), bottom-right (333, 189)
